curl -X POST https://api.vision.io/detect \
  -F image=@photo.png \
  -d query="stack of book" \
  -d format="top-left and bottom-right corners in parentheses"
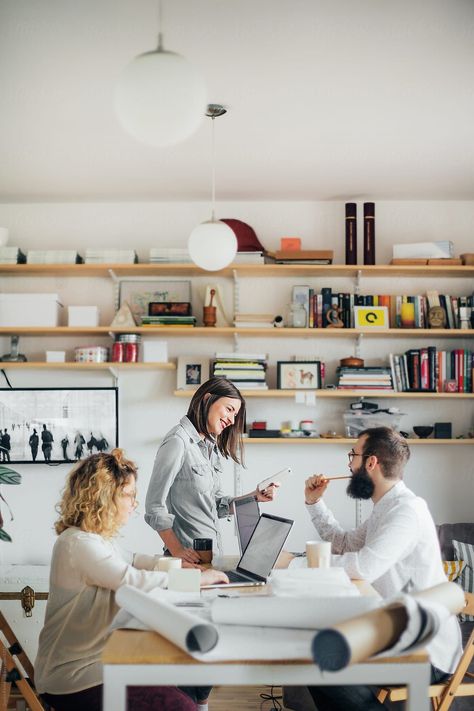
top-left (141, 315), bottom-right (196, 327)
top-left (27, 250), bottom-right (83, 264)
top-left (149, 248), bottom-right (192, 263)
top-left (233, 313), bottom-right (274, 328)
top-left (232, 251), bottom-right (265, 264)
top-left (0, 246), bottom-right (26, 264)
top-left (337, 366), bottom-right (394, 390)
top-left (266, 249), bottom-right (333, 264)
top-left (212, 352), bottom-right (268, 389)
top-left (85, 249), bottom-right (138, 264)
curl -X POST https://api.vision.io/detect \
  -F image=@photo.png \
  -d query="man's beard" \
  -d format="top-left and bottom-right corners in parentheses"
top-left (347, 462), bottom-right (375, 500)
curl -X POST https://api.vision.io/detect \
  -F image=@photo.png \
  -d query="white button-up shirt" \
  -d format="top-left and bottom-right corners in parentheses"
top-left (306, 480), bottom-right (461, 673)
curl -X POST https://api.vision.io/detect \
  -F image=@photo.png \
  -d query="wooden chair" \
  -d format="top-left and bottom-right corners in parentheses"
top-left (377, 592), bottom-right (474, 711)
top-left (0, 611), bottom-right (46, 711)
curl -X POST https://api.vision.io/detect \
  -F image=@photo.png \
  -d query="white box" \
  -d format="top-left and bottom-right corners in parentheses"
top-left (0, 293), bottom-right (62, 327)
top-left (142, 339), bottom-right (168, 363)
top-left (68, 305), bottom-right (100, 327)
top-left (46, 350), bottom-right (66, 362)
top-left (392, 241), bottom-right (454, 259)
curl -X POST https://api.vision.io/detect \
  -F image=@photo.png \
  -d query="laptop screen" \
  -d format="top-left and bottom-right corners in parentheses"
top-left (238, 513), bottom-right (293, 579)
top-left (234, 495), bottom-right (260, 553)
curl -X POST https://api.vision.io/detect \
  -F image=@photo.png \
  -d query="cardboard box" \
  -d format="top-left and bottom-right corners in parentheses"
top-left (68, 306), bottom-right (99, 327)
top-left (0, 293), bottom-right (62, 327)
top-left (142, 339), bottom-right (168, 363)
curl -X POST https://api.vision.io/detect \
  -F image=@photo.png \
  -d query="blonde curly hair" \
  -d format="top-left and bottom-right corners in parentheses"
top-left (55, 448), bottom-right (137, 538)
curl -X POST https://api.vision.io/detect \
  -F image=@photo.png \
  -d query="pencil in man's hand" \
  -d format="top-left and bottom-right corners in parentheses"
top-left (326, 475), bottom-right (352, 481)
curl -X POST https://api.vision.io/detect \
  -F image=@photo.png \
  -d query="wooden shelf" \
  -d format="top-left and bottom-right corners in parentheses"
top-left (0, 326), bottom-right (472, 338)
top-left (0, 362), bottom-right (175, 370)
top-left (244, 437), bottom-right (474, 445)
top-left (1, 263), bottom-right (474, 278)
top-left (174, 389), bottom-right (474, 399)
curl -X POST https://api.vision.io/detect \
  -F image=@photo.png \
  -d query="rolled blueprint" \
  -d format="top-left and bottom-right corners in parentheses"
top-left (312, 582), bottom-right (465, 671)
top-left (211, 595), bottom-right (380, 629)
top-left (115, 584), bottom-right (218, 653)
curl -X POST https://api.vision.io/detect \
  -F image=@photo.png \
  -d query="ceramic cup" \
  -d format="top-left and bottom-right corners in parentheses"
top-left (156, 556), bottom-right (182, 572)
top-left (306, 540), bottom-right (332, 568)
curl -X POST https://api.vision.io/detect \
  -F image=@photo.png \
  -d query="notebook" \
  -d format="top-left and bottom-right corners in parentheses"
top-left (234, 494), bottom-right (260, 554)
top-left (202, 513), bottom-right (294, 588)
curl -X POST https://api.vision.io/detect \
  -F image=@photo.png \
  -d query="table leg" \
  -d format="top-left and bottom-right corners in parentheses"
top-left (102, 666), bottom-right (127, 711)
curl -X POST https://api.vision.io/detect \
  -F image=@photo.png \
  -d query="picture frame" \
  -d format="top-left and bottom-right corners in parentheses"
top-left (177, 356), bottom-right (210, 390)
top-left (353, 305), bottom-right (389, 329)
top-left (276, 361), bottom-right (322, 390)
top-left (119, 280), bottom-right (192, 323)
top-left (0, 388), bottom-right (118, 464)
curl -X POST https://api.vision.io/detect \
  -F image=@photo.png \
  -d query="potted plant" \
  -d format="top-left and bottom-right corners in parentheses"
top-left (0, 464), bottom-right (21, 541)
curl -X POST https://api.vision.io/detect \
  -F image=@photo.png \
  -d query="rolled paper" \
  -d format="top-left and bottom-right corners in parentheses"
top-left (312, 582), bottom-right (465, 671)
top-left (115, 584), bottom-right (218, 653)
top-left (156, 556), bottom-right (182, 572)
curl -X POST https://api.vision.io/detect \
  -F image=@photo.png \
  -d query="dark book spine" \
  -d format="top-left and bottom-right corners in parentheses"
top-left (363, 202), bottom-right (375, 265)
top-left (345, 203), bottom-right (357, 264)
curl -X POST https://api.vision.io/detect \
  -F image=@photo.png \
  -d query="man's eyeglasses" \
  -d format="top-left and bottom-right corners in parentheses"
top-left (348, 450), bottom-right (372, 464)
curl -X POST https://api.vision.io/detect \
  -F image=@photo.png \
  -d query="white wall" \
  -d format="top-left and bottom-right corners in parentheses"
top-left (1, 199), bottom-right (473, 566)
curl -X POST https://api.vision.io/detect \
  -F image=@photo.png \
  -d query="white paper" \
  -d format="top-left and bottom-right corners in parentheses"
top-left (211, 595), bottom-right (380, 629)
top-left (270, 567), bottom-right (360, 597)
top-left (114, 585), bottom-right (218, 653)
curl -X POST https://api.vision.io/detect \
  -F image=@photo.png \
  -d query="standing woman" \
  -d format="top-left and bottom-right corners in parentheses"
top-left (145, 376), bottom-right (276, 565)
top-left (35, 449), bottom-right (226, 711)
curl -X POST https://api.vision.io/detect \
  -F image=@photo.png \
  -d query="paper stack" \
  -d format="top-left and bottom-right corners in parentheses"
top-left (27, 250), bottom-right (83, 264)
top-left (0, 246), bottom-right (26, 264)
top-left (85, 249), bottom-right (138, 264)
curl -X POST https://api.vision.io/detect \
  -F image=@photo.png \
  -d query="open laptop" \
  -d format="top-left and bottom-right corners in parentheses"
top-left (234, 494), bottom-right (260, 554)
top-left (202, 513), bottom-right (294, 588)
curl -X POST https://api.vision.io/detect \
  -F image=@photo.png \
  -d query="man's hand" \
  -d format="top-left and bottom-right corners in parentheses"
top-left (305, 474), bottom-right (329, 505)
top-left (255, 483), bottom-right (279, 502)
top-left (171, 545), bottom-right (201, 566)
top-left (201, 569), bottom-right (229, 586)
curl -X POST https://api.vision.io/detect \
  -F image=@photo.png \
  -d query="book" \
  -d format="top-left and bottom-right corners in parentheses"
top-left (27, 250), bottom-right (83, 264)
top-left (345, 203), bottom-right (357, 265)
top-left (363, 202), bottom-right (375, 265)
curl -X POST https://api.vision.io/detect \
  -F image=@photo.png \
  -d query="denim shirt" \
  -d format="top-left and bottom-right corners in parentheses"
top-left (144, 416), bottom-right (233, 555)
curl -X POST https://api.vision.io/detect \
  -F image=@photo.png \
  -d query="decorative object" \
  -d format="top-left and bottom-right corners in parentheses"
top-left (326, 304), bottom-right (344, 328)
top-left (340, 356), bottom-right (364, 368)
top-left (363, 202), bottom-right (375, 265)
top-left (345, 203), bottom-right (357, 265)
top-left (119, 280), bottom-right (191, 323)
top-left (273, 315), bottom-right (284, 328)
top-left (115, 1), bottom-right (206, 147)
top-left (75, 346), bottom-right (109, 363)
top-left (400, 302), bottom-right (416, 328)
top-left (203, 288), bottom-right (217, 327)
top-left (413, 425), bottom-right (434, 439)
top-left (188, 105), bottom-right (237, 271)
top-left (0, 388), bottom-right (118, 464)
top-left (110, 302), bottom-right (138, 328)
top-left (428, 305), bottom-right (446, 328)
top-left (177, 356), bottom-right (210, 390)
top-left (353, 306), bottom-right (389, 329)
top-left (0, 336), bottom-right (27, 362)
top-left (277, 361), bottom-right (321, 390)
top-left (434, 422), bottom-right (452, 439)
top-left (289, 301), bottom-right (307, 328)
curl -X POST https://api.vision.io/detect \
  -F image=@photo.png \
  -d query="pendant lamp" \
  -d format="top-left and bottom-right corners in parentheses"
top-left (115, 2), bottom-right (207, 147)
top-left (188, 105), bottom-right (237, 271)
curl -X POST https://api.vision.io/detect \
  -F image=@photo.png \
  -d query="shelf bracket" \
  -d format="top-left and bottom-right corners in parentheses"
top-left (232, 269), bottom-right (240, 318)
top-left (107, 366), bottom-right (119, 386)
top-left (355, 269), bottom-right (362, 296)
top-left (107, 269), bottom-right (121, 311)
top-left (233, 332), bottom-right (240, 352)
top-left (355, 333), bottom-right (363, 358)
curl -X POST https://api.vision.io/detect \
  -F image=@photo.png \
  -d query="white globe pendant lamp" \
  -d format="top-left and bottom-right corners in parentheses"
top-left (188, 105), bottom-right (237, 271)
top-left (115, 4), bottom-right (207, 147)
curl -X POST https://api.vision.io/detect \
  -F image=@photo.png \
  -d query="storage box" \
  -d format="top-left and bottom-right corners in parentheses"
top-left (68, 305), bottom-right (99, 327)
top-left (343, 411), bottom-right (404, 438)
top-left (392, 241), bottom-right (454, 259)
top-left (0, 293), bottom-right (62, 327)
top-left (46, 350), bottom-right (66, 362)
top-left (142, 339), bottom-right (168, 363)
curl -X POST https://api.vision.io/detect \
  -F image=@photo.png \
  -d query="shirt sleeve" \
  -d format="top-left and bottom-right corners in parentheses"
top-left (144, 436), bottom-right (185, 532)
top-left (71, 534), bottom-right (167, 592)
top-left (306, 499), bottom-right (369, 553)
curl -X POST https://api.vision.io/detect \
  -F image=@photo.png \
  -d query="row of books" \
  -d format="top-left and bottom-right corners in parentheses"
top-left (266, 249), bottom-right (333, 265)
top-left (149, 248), bottom-right (266, 264)
top-left (389, 348), bottom-right (473, 393)
top-left (141, 315), bottom-right (196, 327)
top-left (85, 249), bottom-right (138, 264)
top-left (212, 352), bottom-right (268, 389)
top-left (336, 366), bottom-right (393, 390)
top-left (293, 286), bottom-right (474, 329)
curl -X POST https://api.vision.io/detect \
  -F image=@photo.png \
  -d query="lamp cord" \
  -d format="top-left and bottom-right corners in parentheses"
top-left (211, 115), bottom-right (216, 221)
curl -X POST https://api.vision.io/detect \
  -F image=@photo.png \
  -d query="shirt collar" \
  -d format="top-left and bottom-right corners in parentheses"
top-left (179, 415), bottom-right (202, 444)
top-left (373, 479), bottom-right (406, 509)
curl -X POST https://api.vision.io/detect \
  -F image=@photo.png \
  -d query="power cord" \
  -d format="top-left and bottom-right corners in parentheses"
top-left (259, 685), bottom-right (283, 710)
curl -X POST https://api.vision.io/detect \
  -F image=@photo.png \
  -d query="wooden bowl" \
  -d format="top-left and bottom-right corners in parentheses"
top-left (340, 356), bottom-right (364, 368)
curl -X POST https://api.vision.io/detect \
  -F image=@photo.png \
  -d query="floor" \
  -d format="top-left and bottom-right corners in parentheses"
top-left (209, 685), bottom-right (286, 710)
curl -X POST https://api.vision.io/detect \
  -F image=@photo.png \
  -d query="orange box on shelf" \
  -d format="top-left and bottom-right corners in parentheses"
top-left (280, 237), bottom-right (301, 251)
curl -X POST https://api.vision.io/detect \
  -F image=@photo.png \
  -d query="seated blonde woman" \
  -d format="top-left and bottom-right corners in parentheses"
top-left (35, 449), bottom-right (227, 711)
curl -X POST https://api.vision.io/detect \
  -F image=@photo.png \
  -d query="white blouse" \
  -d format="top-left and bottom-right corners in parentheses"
top-left (35, 527), bottom-right (167, 695)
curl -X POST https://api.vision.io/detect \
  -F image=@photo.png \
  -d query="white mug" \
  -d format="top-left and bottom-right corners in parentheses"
top-left (156, 556), bottom-right (182, 572)
top-left (306, 540), bottom-right (332, 568)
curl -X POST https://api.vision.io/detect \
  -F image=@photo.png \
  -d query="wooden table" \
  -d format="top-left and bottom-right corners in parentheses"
top-left (102, 579), bottom-right (431, 711)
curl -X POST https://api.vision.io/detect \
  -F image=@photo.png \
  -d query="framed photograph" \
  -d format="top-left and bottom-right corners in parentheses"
top-left (0, 388), bottom-right (118, 464)
top-left (177, 356), bottom-right (210, 390)
top-left (277, 361), bottom-right (321, 390)
top-left (353, 306), bottom-right (389, 329)
top-left (119, 280), bottom-right (192, 323)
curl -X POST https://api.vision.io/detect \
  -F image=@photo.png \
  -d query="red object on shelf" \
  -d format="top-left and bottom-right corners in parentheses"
top-left (112, 341), bottom-right (124, 362)
top-left (251, 421), bottom-right (267, 430)
top-left (280, 237), bottom-right (301, 251)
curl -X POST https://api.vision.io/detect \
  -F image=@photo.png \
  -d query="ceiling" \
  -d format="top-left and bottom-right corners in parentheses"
top-left (1, 0), bottom-right (473, 202)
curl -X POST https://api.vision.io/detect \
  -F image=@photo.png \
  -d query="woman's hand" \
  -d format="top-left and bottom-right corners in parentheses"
top-left (201, 569), bottom-right (229, 586)
top-left (255, 483), bottom-right (279, 502)
top-left (304, 474), bottom-right (329, 505)
top-left (172, 545), bottom-right (201, 565)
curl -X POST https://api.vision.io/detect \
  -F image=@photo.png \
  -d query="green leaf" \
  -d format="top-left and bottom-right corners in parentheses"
top-left (0, 467), bottom-right (21, 485)
top-left (0, 527), bottom-right (12, 542)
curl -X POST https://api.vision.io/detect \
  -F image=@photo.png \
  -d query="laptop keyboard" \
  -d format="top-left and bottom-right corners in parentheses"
top-left (226, 570), bottom-right (253, 583)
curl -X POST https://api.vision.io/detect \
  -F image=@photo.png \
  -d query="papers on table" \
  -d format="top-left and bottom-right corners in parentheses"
top-left (269, 567), bottom-right (360, 597)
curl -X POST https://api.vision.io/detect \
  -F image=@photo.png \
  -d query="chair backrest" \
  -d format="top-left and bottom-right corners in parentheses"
top-left (437, 523), bottom-right (474, 560)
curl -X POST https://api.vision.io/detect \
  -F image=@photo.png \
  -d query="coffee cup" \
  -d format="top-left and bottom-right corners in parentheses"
top-left (156, 556), bottom-right (182, 572)
top-left (193, 537), bottom-right (213, 564)
top-left (306, 540), bottom-right (332, 568)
